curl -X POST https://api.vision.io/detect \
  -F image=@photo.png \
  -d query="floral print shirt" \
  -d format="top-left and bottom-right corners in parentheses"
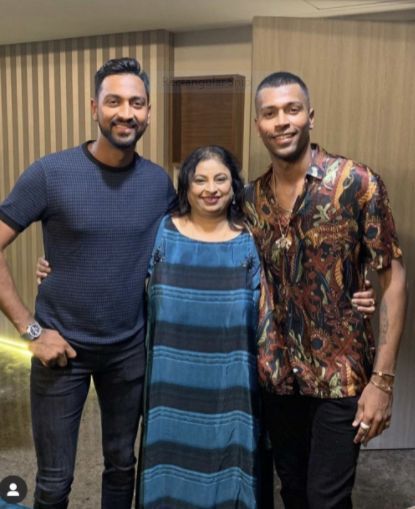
top-left (244, 144), bottom-right (402, 398)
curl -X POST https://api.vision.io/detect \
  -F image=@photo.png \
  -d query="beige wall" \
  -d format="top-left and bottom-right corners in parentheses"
top-left (0, 29), bottom-right (173, 338)
top-left (250, 16), bottom-right (415, 449)
top-left (173, 26), bottom-right (252, 177)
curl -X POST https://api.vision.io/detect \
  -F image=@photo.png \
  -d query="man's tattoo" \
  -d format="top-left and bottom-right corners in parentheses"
top-left (379, 300), bottom-right (388, 345)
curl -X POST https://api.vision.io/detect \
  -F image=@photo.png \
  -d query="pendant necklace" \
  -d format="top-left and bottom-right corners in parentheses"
top-left (275, 205), bottom-right (292, 250)
top-left (271, 170), bottom-right (305, 252)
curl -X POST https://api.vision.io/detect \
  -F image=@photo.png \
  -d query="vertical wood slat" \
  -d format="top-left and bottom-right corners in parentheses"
top-left (134, 31), bottom-right (145, 157)
top-left (5, 46), bottom-right (14, 199)
top-left (47, 41), bottom-right (57, 153)
top-left (141, 32), bottom-right (151, 158)
top-left (36, 42), bottom-right (46, 158)
top-left (250, 17), bottom-right (415, 449)
top-left (71, 38), bottom-right (80, 146)
top-left (59, 40), bottom-right (68, 150)
top-left (0, 29), bottom-right (173, 340)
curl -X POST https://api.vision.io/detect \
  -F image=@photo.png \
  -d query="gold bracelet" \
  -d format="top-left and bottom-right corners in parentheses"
top-left (370, 378), bottom-right (393, 394)
top-left (372, 370), bottom-right (395, 379)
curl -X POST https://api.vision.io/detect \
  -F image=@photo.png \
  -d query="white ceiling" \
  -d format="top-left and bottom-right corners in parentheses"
top-left (1, 0), bottom-right (415, 46)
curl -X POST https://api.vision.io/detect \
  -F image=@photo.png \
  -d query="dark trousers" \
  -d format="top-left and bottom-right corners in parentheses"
top-left (262, 391), bottom-right (360, 509)
top-left (30, 331), bottom-right (145, 509)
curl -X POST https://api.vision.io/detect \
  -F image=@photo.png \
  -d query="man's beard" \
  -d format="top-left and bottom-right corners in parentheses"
top-left (99, 119), bottom-right (148, 149)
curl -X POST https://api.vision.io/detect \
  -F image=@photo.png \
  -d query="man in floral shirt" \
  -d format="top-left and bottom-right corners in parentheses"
top-left (245, 72), bottom-right (407, 508)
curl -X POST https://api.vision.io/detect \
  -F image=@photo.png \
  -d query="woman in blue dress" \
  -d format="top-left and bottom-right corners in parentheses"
top-left (35, 146), bottom-right (376, 509)
top-left (138, 146), bottom-right (262, 509)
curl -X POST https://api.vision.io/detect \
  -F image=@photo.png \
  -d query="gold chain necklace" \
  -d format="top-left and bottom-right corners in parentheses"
top-left (274, 207), bottom-right (292, 250)
top-left (271, 171), bottom-right (306, 251)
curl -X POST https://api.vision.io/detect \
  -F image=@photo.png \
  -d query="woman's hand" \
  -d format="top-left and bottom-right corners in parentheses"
top-left (352, 279), bottom-right (376, 316)
top-left (36, 256), bottom-right (51, 285)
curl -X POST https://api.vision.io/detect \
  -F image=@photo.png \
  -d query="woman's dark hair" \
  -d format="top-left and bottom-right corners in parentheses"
top-left (177, 145), bottom-right (245, 227)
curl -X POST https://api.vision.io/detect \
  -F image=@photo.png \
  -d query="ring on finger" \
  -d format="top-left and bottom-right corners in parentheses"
top-left (360, 421), bottom-right (370, 431)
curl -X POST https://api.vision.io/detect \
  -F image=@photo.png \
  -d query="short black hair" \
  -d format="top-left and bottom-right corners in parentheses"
top-left (94, 57), bottom-right (150, 99)
top-left (177, 145), bottom-right (245, 227)
top-left (255, 71), bottom-right (310, 110)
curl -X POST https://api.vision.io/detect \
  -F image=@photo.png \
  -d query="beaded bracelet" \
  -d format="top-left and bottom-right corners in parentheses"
top-left (370, 378), bottom-right (393, 394)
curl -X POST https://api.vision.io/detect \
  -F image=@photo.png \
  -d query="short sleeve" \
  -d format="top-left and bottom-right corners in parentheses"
top-left (242, 183), bottom-right (259, 233)
top-left (247, 236), bottom-right (261, 317)
top-left (0, 160), bottom-right (48, 232)
top-left (361, 172), bottom-right (402, 271)
top-left (147, 215), bottom-right (168, 276)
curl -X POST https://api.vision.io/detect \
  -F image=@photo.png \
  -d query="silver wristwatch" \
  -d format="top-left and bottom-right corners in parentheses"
top-left (21, 321), bottom-right (43, 341)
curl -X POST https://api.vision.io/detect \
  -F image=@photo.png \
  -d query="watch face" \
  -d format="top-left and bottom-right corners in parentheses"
top-left (28, 322), bottom-right (42, 339)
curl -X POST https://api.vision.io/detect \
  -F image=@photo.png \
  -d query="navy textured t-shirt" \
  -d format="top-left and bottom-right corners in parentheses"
top-left (0, 143), bottom-right (177, 344)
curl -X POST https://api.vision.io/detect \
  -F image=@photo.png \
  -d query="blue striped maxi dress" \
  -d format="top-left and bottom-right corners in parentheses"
top-left (139, 215), bottom-right (261, 509)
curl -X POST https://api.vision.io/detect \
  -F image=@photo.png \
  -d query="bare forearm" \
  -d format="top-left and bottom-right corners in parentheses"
top-left (353, 261), bottom-right (406, 444)
top-left (0, 251), bottom-right (33, 334)
top-left (374, 259), bottom-right (407, 373)
top-left (1, 239), bottom-right (76, 367)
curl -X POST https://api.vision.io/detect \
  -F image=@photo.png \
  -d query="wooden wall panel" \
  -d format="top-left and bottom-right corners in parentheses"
top-left (250, 17), bottom-right (414, 449)
top-left (0, 29), bottom-right (173, 339)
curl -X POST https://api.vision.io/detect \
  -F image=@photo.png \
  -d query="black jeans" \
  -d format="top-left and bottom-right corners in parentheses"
top-left (262, 391), bottom-right (360, 509)
top-left (30, 330), bottom-right (145, 509)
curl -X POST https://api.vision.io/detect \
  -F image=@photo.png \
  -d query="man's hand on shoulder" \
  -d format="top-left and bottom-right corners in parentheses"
top-left (29, 329), bottom-right (77, 368)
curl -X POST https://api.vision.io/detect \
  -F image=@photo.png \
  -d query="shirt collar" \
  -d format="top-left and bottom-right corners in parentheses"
top-left (307, 143), bottom-right (328, 180)
top-left (259, 143), bottom-right (329, 184)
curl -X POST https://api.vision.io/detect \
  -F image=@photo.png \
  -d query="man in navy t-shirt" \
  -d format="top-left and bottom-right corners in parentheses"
top-left (0, 58), bottom-right (177, 509)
